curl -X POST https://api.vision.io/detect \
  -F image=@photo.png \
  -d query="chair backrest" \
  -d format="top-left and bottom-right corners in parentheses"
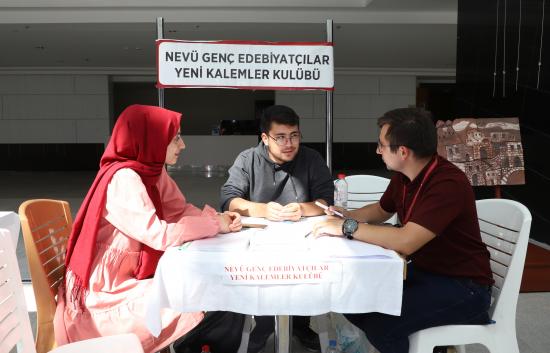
top-left (476, 199), bottom-right (531, 325)
top-left (345, 175), bottom-right (391, 210)
top-left (18, 200), bottom-right (73, 353)
top-left (345, 174), bottom-right (398, 225)
top-left (0, 228), bottom-right (35, 353)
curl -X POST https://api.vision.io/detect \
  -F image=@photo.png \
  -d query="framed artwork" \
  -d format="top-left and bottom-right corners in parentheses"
top-left (437, 117), bottom-right (525, 186)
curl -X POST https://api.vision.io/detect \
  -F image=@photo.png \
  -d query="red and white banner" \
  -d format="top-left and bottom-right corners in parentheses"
top-left (156, 39), bottom-right (334, 91)
top-left (222, 261), bottom-right (342, 285)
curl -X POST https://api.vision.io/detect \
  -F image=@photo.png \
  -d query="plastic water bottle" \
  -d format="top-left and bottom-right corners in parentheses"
top-left (200, 345), bottom-right (211, 353)
top-left (334, 173), bottom-right (348, 209)
top-left (327, 339), bottom-right (342, 353)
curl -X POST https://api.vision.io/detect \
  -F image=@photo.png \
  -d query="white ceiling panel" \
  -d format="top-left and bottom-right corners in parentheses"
top-left (0, 1), bottom-right (457, 73)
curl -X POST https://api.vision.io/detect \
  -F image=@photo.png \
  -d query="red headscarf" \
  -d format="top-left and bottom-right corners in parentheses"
top-left (65, 104), bottom-right (181, 303)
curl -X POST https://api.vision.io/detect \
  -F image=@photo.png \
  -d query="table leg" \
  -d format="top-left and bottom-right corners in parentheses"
top-left (274, 315), bottom-right (292, 353)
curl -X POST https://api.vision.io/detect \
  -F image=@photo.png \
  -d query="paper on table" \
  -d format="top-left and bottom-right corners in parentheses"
top-left (247, 216), bottom-right (325, 251)
top-left (185, 230), bottom-right (253, 252)
top-left (249, 229), bottom-right (307, 251)
top-left (242, 216), bottom-right (324, 230)
top-left (309, 236), bottom-right (397, 259)
top-left (241, 216), bottom-right (270, 225)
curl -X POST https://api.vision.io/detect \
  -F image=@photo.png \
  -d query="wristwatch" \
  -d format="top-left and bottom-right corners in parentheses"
top-left (342, 218), bottom-right (358, 240)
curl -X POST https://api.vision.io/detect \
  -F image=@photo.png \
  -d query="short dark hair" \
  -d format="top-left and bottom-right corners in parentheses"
top-left (260, 105), bottom-right (300, 133)
top-left (377, 108), bottom-right (437, 158)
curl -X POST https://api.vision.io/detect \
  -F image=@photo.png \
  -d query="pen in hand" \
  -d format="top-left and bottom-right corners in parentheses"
top-left (314, 201), bottom-right (345, 218)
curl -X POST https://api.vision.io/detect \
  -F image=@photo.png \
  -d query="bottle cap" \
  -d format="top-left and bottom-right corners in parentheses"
top-left (201, 345), bottom-right (210, 352)
top-left (337, 173), bottom-right (346, 179)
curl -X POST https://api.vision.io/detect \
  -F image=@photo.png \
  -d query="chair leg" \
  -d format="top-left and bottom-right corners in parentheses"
top-left (36, 321), bottom-right (57, 353)
top-left (314, 314), bottom-right (330, 353)
top-left (237, 315), bottom-right (254, 353)
top-left (485, 337), bottom-right (519, 353)
top-left (408, 333), bottom-right (437, 353)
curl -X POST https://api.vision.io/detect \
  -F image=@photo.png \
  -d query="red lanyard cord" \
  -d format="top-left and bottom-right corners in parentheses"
top-left (401, 157), bottom-right (439, 225)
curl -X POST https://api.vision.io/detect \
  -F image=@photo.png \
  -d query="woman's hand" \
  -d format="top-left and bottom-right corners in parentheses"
top-left (312, 218), bottom-right (344, 238)
top-left (218, 211), bottom-right (242, 233)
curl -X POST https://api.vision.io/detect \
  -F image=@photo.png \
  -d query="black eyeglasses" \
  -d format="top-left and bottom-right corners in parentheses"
top-left (268, 133), bottom-right (302, 146)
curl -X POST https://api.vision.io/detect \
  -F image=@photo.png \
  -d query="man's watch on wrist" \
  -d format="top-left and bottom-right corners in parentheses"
top-left (342, 218), bottom-right (359, 240)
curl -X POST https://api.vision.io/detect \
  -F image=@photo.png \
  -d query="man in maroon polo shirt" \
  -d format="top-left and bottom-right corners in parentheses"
top-left (312, 108), bottom-right (493, 353)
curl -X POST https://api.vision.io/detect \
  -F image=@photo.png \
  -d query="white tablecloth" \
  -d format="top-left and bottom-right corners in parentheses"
top-left (145, 217), bottom-right (404, 337)
top-left (0, 211), bottom-right (20, 247)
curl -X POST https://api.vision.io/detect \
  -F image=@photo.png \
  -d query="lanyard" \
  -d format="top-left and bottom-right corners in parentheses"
top-left (401, 156), bottom-right (439, 225)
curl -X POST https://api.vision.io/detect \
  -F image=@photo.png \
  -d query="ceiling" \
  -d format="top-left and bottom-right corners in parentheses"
top-left (0, 0), bottom-right (457, 75)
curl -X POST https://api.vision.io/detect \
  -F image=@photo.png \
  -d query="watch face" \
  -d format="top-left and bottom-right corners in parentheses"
top-left (343, 219), bottom-right (358, 237)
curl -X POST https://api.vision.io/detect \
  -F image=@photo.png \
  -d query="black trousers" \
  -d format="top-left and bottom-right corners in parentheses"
top-left (248, 315), bottom-right (311, 348)
top-left (345, 266), bottom-right (491, 353)
top-left (173, 311), bottom-right (245, 353)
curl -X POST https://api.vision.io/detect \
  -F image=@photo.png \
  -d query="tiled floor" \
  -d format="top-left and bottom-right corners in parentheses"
top-left (2, 169), bottom-right (549, 353)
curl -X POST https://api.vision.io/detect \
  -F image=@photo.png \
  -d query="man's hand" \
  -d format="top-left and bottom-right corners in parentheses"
top-left (312, 218), bottom-right (344, 238)
top-left (218, 211), bottom-right (242, 233)
top-left (324, 205), bottom-right (348, 218)
top-left (280, 202), bottom-right (302, 221)
top-left (265, 202), bottom-right (302, 221)
top-left (265, 201), bottom-right (285, 221)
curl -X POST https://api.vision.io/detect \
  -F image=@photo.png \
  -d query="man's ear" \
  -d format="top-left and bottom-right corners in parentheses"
top-left (399, 146), bottom-right (410, 159)
top-left (261, 133), bottom-right (269, 146)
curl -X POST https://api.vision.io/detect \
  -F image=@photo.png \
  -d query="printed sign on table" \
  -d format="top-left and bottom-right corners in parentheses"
top-left (222, 261), bottom-right (342, 285)
top-left (157, 39), bottom-right (334, 90)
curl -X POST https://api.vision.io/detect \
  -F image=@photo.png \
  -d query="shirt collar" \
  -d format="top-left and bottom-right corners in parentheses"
top-left (401, 154), bottom-right (438, 188)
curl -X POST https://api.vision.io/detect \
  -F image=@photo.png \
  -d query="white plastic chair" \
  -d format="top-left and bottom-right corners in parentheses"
top-left (408, 199), bottom-right (532, 353)
top-left (345, 175), bottom-right (390, 210)
top-left (0, 228), bottom-right (145, 353)
top-left (345, 174), bottom-right (397, 224)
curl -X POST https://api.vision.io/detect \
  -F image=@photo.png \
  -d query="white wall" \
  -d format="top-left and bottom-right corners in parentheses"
top-left (0, 72), bottom-right (416, 145)
top-left (276, 72), bottom-right (416, 143)
top-left (0, 75), bottom-right (110, 144)
top-left (178, 135), bottom-right (258, 167)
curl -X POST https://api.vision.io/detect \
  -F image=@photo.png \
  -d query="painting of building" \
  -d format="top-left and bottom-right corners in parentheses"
top-left (436, 117), bottom-right (525, 186)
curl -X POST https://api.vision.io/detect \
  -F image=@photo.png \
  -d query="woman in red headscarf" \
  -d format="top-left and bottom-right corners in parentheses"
top-left (54, 105), bottom-right (243, 353)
